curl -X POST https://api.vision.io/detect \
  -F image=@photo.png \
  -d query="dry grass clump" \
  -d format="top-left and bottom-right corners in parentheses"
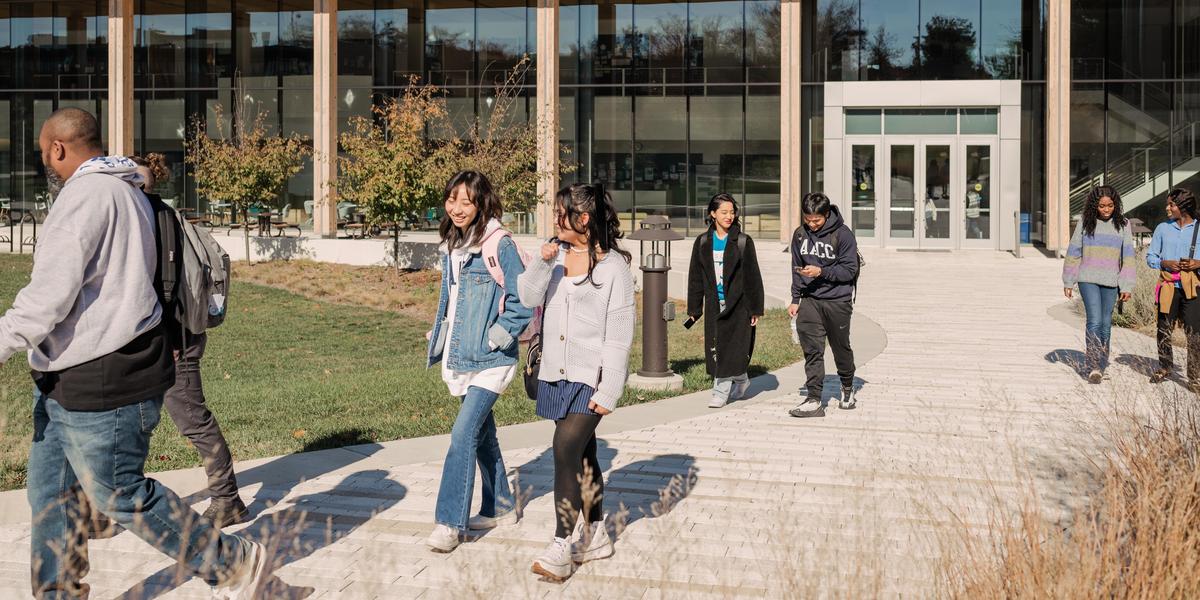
top-left (232, 260), bottom-right (441, 319)
top-left (940, 390), bottom-right (1200, 598)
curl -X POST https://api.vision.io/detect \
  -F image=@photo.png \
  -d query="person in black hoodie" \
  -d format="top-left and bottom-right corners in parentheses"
top-left (788, 192), bottom-right (859, 418)
top-left (686, 193), bottom-right (765, 408)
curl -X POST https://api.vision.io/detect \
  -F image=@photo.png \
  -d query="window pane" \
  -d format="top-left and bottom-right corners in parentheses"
top-left (137, 0), bottom-right (186, 89)
top-left (688, 0), bottom-right (744, 85)
top-left (924, 144), bottom-right (951, 239)
top-left (633, 94), bottom-right (688, 224)
top-left (746, 0), bottom-right (779, 83)
top-left (590, 92), bottom-right (634, 229)
top-left (965, 144), bottom-right (990, 240)
top-left (236, 0), bottom-right (279, 78)
top-left (279, 0), bottom-right (312, 76)
top-left (919, 0), bottom-right (981, 79)
top-left (889, 144), bottom-right (914, 238)
top-left (690, 93), bottom-right (743, 233)
top-left (980, 0), bottom-right (1021, 79)
top-left (860, 0), bottom-right (917, 80)
top-left (850, 144), bottom-right (876, 237)
top-left (635, 0), bottom-right (687, 86)
top-left (478, 0), bottom-right (530, 85)
top-left (959, 108), bottom-right (997, 134)
top-left (805, 0), bottom-right (858, 82)
top-left (339, 0), bottom-right (375, 77)
top-left (186, 0), bottom-right (233, 88)
top-left (426, 0), bottom-right (474, 85)
top-left (559, 1), bottom-right (580, 84)
top-left (845, 109), bottom-right (881, 135)
top-left (884, 108), bottom-right (956, 134)
top-left (748, 85), bottom-right (780, 236)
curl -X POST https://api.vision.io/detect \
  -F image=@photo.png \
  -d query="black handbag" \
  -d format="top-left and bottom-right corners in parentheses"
top-left (523, 332), bottom-right (541, 400)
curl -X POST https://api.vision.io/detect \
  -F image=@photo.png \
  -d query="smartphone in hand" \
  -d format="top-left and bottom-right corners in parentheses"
top-left (683, 316), bottom-right (697, 329)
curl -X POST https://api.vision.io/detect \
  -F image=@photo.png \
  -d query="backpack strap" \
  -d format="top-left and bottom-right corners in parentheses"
top-left (480, 227), bottom-right (513, 314)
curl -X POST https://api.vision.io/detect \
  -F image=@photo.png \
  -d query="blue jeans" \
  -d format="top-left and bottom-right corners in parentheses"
top-left (435, 386), bottom-right (515, 530)
top-left (28, 391), bottom-right (251, 599)
top-left (1078, 282), bottom-right (1119, 372)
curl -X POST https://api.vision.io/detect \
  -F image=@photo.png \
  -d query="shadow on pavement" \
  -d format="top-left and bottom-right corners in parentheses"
top-left (117, 469), bottom-right (405, 599)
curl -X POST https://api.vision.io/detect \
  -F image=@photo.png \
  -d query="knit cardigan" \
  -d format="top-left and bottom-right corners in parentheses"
top-left (1062, 218), bottom-right (1136, 293)
top-left (517, 250), bottom-right (636, 411)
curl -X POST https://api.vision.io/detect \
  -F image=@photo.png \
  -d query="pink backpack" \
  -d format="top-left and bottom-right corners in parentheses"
top-left (480, 228), bottom-right (541, 343)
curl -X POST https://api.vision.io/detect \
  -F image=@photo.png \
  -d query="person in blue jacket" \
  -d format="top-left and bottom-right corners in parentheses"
top-left (1147, 187), bottom-right (1199, 384)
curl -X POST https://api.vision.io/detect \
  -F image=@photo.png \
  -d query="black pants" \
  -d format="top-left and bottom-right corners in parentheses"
top-left (1157, 293), bottom-right (1181, 370)
top-left (795, 297), bottom-right (855, 403)
top-left (163, 333), bottom-right (240, 502)
top-left (552, 413), bottom-right (603, 538)
top-left (1178, 297), bottom-right (1200, 384)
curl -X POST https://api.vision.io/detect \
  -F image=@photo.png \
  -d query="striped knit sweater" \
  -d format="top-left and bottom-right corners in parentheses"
top-left (1062, 218), bottom-right (1136, 293)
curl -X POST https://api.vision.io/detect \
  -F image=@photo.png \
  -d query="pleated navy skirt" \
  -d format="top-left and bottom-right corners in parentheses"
top-left (536, 379), bottom-right (598, 420)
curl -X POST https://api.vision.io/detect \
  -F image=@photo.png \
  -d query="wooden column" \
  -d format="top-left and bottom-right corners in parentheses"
top-left (1045, 0), bottom-right (1071, 252)
top-left (535, 0), bottom-right (560, 239)
top-left (778, 0), bottom-right (802, 243)
top-left (313, 0), bottom-right (339, 238)
top-left (106, 0), bottom-right (134, 156)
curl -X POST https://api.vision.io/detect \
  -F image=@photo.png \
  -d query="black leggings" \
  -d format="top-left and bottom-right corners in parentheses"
top-left (552, 413), bottom-right (604, 538)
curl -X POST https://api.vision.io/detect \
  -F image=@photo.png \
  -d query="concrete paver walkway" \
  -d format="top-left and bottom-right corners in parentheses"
top-left (0, 246), bottom-right (1170, 599)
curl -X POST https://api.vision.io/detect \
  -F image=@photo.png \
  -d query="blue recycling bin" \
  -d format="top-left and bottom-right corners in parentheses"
top-left (1020, 213), bottom-right (1031, 243)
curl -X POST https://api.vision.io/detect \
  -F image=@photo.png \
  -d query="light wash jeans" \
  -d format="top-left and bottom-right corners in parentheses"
top-left (435, 386), bottom-right (516, 530)
top-left (1078, 282), bottom-right (1118, 372)
top-left (28, 390), bottom-right (251, 599)
top-left (713, 373), bottom-right (750, 402)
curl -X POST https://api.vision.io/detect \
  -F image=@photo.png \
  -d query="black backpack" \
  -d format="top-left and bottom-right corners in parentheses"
top-left (144, 192), bottom-right (185, 346)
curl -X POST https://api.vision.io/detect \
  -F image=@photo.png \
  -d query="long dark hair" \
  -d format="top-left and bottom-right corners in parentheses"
top-left (555, 182), bottom-right (631, 286)
top-left (1169, 187), bottom-right (1198, 220)
top-left (438, 170), bottom-right (503, 250)
top-left (1081, 185), bottom-right (1127, 237)
top-left (704, 193), bottom-right (740, 229)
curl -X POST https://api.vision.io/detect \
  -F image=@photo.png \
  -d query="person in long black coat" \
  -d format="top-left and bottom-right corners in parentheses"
top-left (686, 193), bottom-right (765, 408)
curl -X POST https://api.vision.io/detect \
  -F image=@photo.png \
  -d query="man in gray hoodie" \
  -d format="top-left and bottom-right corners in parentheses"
top-left (2, 108), bottom-right (266, 599)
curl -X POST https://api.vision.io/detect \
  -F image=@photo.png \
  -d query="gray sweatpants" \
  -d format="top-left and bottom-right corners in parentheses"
top-left (164, 332), bottom-right (240, 502)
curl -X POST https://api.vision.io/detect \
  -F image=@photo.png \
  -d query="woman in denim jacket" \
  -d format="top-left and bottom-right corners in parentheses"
top-left (424, 171), bottom-right (534, 552)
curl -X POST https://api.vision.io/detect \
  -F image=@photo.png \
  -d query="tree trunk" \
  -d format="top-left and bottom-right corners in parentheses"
top-left (242, 206), bottom-right (252, 266)
top-left (393, 225), bottom-right (401, 274)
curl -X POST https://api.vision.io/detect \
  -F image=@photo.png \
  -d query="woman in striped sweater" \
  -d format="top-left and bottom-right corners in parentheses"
top-left (1062, 185), bottom-right (1136, 383)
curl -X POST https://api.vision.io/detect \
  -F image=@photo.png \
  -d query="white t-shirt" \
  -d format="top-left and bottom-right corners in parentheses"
top-left (441, 247), bottom-right (516, 397)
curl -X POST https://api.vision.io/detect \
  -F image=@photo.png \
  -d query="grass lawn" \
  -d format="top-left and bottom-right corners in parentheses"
top-left (0, 257), bottom-right (798, 491)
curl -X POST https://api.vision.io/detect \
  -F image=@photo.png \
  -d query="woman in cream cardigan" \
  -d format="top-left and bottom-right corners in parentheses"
top-left (518, 183), bottom-right (635, 582)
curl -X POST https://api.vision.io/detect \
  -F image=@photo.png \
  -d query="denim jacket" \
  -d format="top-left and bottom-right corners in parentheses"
top-left (426, 224), bottom-right (533, 371)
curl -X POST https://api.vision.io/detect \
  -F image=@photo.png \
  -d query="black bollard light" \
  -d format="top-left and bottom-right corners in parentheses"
top-left (627, 215), bottom-right (685, 392)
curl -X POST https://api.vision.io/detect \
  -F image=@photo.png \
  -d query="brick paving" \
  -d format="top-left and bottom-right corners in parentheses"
top-left (0, 248), bottom-right (1172, 599)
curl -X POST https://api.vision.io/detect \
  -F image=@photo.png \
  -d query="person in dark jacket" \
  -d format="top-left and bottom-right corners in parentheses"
top-left (687, 194), bottom-right (765, 408)
top-left (788, 192), bottom-right (860, 418)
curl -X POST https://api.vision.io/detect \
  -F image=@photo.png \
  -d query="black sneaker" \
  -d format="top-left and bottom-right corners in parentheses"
top-left (789, 404), bottom-right (826, 418)
top-left (203, 497), bottom-right (250, 529)
top-left (839, 387), bottom-right (856, 410)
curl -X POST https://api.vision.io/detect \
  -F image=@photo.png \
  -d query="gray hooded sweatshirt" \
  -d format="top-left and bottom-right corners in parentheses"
top-left (0, 156), bottom-right (162, 372)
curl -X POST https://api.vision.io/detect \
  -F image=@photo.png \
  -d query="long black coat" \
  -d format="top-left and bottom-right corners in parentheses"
top-left (686, 225), bottom-right (765, 378)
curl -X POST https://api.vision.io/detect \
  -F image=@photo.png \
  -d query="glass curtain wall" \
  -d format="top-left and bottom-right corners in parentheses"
top-left (560, 0), bottom-right (781, 236)
top-left (801, 0), bottom-right (1045, 242)
top-left (0, 1), bottom-right (107, 216)
top-left (129, 0), bottom-right (535, 218)
top-left (1071, 0), bottom-right (1200, 229)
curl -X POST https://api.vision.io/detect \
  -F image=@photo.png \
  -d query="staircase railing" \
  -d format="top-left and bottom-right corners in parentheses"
top-left (1069, 120), bottom-right (1200, 216)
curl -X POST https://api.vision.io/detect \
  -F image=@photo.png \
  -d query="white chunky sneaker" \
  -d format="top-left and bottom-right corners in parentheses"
top-left (571, 520), bottom-right (614, 564)
top-left (467, 510), bottom-right (519, 530)
top-left (708, 394), bottom-right (729, 408)
top-left (425, 524), bottom-right (461, 553)
top-left (531, 537), bottom-right (574, 581)
top-left (211, 541), bottom-right (268, 600)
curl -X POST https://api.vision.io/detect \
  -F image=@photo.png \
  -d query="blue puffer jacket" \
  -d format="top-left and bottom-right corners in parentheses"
top-left (426, 221), bottom-right (534, 371)
top-left (789, 205), bottom-right (860, 302)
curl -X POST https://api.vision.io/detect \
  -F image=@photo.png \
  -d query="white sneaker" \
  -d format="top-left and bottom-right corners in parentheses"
top-left (531, 537), bottom-right (574, 581)
top-left (425, 524), bottom-right (461, 553)
top-left (211, 540), bottom-right (268, 600)
top-left (571, 520), bottom-right (614, 564)
top-left (708, 395), bottom-right (728, 408)
top-left (467, 510), bottom-right (519, 530)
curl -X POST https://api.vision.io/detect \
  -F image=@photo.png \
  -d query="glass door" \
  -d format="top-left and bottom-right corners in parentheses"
top-left (961, 140), bottom-right (997, 248)
top-left (884, 138), bottom-right (918, 246)
top-left (920, 140), bottom-right (955, 247)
